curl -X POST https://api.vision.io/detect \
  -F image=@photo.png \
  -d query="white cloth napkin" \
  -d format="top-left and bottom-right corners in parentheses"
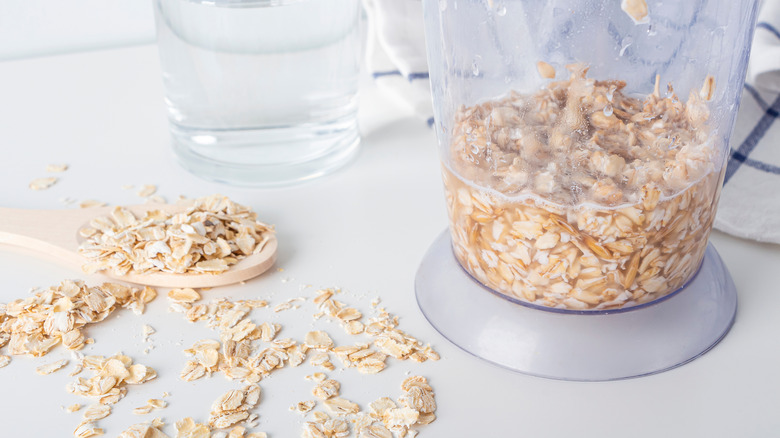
top-left (365, 0), bottom-right (780, 244)
top-left (715, 1), bottom-right (780, 244)
top-left (362, 0), bottom-right (433, 124)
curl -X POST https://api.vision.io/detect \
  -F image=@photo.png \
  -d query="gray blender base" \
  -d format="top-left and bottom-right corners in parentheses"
top-left (415, 231), bottom-right (737, 381)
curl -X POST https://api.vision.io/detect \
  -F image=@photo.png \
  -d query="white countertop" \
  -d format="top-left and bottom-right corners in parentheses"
top-left (1, 44), bottom-right (780, 437)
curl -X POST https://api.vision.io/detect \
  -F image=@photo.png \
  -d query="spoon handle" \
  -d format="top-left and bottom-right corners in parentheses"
top-left (0, 207), bottom-right (102, 269)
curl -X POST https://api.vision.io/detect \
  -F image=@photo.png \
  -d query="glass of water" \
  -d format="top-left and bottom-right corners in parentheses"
top-left (153, 0), bottom-right (362, 186)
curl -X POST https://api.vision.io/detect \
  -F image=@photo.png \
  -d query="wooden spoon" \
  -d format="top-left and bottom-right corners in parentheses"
top-left (0, 204), bottom-right (277, 288)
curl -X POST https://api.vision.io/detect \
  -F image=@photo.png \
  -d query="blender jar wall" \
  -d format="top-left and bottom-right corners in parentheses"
top-left (422, 0), bottom-right (759, 311)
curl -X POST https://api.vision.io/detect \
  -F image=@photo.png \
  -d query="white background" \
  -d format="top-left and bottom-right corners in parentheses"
top-left (0, 0), bottom-right (154, 61)
top-left (0, 4), bottom-right (779, 438)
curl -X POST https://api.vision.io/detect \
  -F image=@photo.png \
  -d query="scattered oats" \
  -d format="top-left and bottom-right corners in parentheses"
top-left (273, 297), bottom-right (304, 313)
top-left (306, 372), bottom-right (327, 382)
top-left (208, 384), bottom-right (261, 429)
top-left (302, 417), bottom-right (350, 438)
top-left (46, 163), bottom-right (69, 172)
top-left (168, 288), bottom-right (201, 304)
top-left (74, 421), bottom-right (104, 438)
top-left (399, 376), bottom-right (436, 414)
top-left (147, 194), bottom-right (167, 204)
top-left (336, 307), bottom-right (361, 322)
top-left (142, 324), bottom-right (156, 342)
top-left (357, 423), bottom-right (393, 438)
top-left (79, 200), bottom-right (107, 208)
top-left (180, 362), bottom-right (206, 383)
top-left (299, 376), bottom-right (437, 438)
top-left (305, 331), bottom-right (334, 350)
top-left (67, 353), bottom-right (156, 405)
top-left (122, 184), bottom-right (135, 190)
top-left (311, 411), bottom-right (330, 423)
top-left (0, 355), bottom-right (11, 368)
top-left (36, 358), bottom-right (69, 375)
top-left (370, 298), bottom-right (381, 307)
top-left (133, 398), bottom-right (167, 415)
top-left (118, 421), bottom-right (169, 438)
top-left (133, 405), bottom-right (154, 415)
top-left (137, 184), bottom-right (157, 198)
top-left (324, 397), bottom-right (360, 416)
top-left (312, 379), bottom-right (340, 400)
top-left (239, 299), bottom-right (268, 309)
top-left (175, 417), bottom-right (211, 438)
top-left (148, 399), bottom-right (167, 409)
top-left (0, 280), bottom-right (156, 357)
top-left (83, 404), bottom-right (111, 421)
top-left (357, 357), bottom-right (386, 374)
top-left (64, 403), bottom-right (82, 413)
top-left (29, 177), bottom-right (58, 190)
top-left (344, 320), bottom-right (364, 335)
top-left (258, 322), bottom-right (281, 342)
top-left (295, 400), bottom-right (316, 414)
top-left (309, 352), bottom-right (335, 371)
top-left (78, 195), bottom-right (274, 276)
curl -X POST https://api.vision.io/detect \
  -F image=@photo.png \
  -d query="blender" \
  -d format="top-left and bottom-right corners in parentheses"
top-left (416, 0), bottom-right (760, 380)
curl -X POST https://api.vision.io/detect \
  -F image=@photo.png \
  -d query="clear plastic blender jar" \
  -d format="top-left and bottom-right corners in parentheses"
top-left (416, 0), bottom-right (759, 380)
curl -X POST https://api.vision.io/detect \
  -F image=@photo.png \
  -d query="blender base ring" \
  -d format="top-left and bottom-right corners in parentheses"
top-left (415, 230), bottom-right (737, 381)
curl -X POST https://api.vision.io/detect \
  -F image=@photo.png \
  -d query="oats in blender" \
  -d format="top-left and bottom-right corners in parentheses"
top-left (621, 0), bottom-right (649, 24)
top-left (444, 64), bottom-right (720, 310)
top-left (536, 61), bottom-right (556, 79)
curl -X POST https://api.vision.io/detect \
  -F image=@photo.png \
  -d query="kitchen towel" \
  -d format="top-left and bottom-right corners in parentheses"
top-left (715, 1), bottom-right (780, 244)
top-left (365, 0), bottom-right (780, 244)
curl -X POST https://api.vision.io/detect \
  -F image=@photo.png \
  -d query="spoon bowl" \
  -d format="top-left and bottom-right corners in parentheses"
top-left (0, 204), bottom-right (277, 288)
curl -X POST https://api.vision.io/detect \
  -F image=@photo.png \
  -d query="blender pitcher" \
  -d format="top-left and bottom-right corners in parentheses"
top-left (415, 0), bottom-right (759, 380)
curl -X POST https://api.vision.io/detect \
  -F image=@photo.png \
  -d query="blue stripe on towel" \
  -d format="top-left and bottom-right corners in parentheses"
top-left (407, 72), bottom-right (430, 81)
top-left (724, 94), bottom-right (780, 183)
top-left (372, 70), bottom-right (402, 79)
top-left (731, 152), bottom-right (780, 175)
top-left (757, 22), bottom-right (780, 40)
top-left (371, 70), bottom-right (430, 82)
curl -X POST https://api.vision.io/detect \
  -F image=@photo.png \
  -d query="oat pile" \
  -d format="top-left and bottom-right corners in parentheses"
top-left (0, 280), bottom-right (156, 360)
top-left (70, 353), bottom-right (158, 437)
top-left (0, 278), bottom-right (439, 437)
top-left (118, 417), bottom-right (268, 438)
top-left (172, 288), bottom-right (438, 391)
top-left (445, 64), bottom-right (720, 309)
top-left (167, 286), bottom-right (440, 437)
top-left (78, 194), bottom-right (274, 276)
top-left (300, 375), bottom-right (437, 438)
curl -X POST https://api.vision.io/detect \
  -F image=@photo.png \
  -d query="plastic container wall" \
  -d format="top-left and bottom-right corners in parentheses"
top-left (422, 0), bottom-right (759, 311)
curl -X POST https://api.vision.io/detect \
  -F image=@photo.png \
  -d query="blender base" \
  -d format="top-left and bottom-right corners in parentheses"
top-left (415, 231), bottom-right (737, 381)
